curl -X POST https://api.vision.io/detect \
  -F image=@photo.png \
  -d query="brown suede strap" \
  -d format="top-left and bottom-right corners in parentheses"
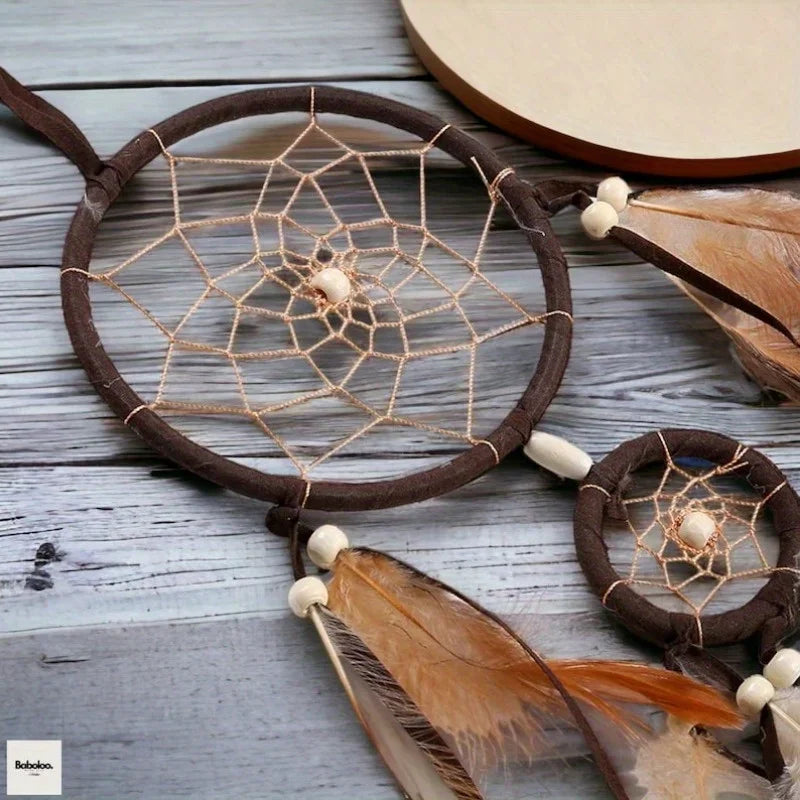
top-left (530, 178), bottom-right (596, 215)
top-left (0, 66), bottom-right (102, 179)
top-left (524, 645), bottom-right (630, 800)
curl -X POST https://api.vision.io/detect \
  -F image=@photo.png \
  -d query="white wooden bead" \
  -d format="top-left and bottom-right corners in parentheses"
top-left (288, 576), bottom-right (328, 618)
top-left (677, 511), bottom-right (716, 550)
top-left (736, 674), bottom-right (775, 716)
top-left (523, 431), bottom-right (593, 481)
top-left (580, 200), bottom-right (619, 239)
top-left (764, 648), bottom-right (800, 689)
top-left (596, 176), bottom-right (631, 212)
top-left (307, 524), bottom-right (349, 570)
top-left (310, 267), bottom-right (351, 303)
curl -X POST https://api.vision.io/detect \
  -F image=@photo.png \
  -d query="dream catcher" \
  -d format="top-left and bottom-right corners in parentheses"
top-left (523, 427), bottom-right (800, 798)
top-left (523, 174), bottom-right (800, 797)
top-left (47, 81), bottom-right (576, 509)
top-left (565, 428), bottom-right (800, 798)
top-left (2, 66), bottom-right (799, 799)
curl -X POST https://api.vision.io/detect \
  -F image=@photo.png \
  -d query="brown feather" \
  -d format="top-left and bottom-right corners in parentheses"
top-left (666, 278), bottom-right (800, 402)
top-left (620, 187), bottom-right (800, 335)
top-left (309, 604), bottom-right (483, 800)
top-left (326, 548), bottom-right (741, 772)
top-left (616, 187), bottom-right (800, 400)
top-left (551, 661), bottom-right (741, 729)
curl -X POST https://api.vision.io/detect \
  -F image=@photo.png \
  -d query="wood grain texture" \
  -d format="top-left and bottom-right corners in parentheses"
top-left (2, 6), bottom-right (799, 798)
top-left (2, 617), bottom-right (654, 799)
top-left (2, 0), bottom-right (422, 85)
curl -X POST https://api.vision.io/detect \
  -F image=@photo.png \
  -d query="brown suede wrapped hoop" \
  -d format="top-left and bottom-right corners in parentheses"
top-left (575, 428), bottom-right (800, 655)
top-left (37, 82), bottom-right (574, 511)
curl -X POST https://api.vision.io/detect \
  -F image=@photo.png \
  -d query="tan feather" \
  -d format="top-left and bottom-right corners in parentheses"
top-left (685, 281), bottom-right (800, 401)
top-left (308, 604), bottom-right (483, 800)
top-left (629, 718), bottom-right (773, 800)
top-left (615, 187), bottom-right (800, 400)
top-left (326, 548), bottom-right (741, 775)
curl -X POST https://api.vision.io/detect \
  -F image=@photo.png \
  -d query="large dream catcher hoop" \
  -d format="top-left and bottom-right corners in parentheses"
top-left (49, 79), bottom-right (574, 512)
top-left (3, 65), bottom-right (800, 800)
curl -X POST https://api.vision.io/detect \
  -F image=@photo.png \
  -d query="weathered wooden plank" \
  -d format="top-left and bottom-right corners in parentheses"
top-left (3, 0), bottom-right (422, 85)
top-left (0, 453), bottom-right (790, 634)
top-left (0, 456), bottom-right (630, 631)
top-left (0, 81), bottom-right (583, 269)
top-left (3, 615), bottom-right (665, 799)
top-left (3, 80), bottom-right (795, 268)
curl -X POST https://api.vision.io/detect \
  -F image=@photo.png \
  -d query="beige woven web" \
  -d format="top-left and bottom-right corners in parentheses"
top-left (77, 98), bottom-right (555, 480)
top-left (594, 433), bottom-right (799, 642)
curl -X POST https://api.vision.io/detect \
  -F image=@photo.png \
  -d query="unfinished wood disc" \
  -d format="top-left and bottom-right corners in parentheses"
top-left (401, 0), bottom-right (800, 178)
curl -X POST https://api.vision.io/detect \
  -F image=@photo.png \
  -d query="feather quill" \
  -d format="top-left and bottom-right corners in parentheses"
top-left (307, 603), bottom-right (483, 800)
top-left (325, 547), bottom-right (741, 779)
top-left (772, 688), bottom-right (800, 800)
top-left (614, 187), bottom-right (800, 400)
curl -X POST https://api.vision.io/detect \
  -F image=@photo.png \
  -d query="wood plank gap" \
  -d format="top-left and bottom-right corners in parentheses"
top-left (28, 74), bottom-right (434, 92)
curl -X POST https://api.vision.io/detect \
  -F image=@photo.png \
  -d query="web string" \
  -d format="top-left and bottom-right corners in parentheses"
top-left (68, 99), bottom-right (562, 480)
top-left (583, 434), bottom-right (800, 644)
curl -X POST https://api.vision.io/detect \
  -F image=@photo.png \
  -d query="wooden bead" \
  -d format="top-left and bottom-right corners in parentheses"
top-left (310, 267), bottom-right (351, 303)
top-left (288, 576), bottom-right (328, 618)
top-left (523, 431), bottom-right (593, 480)
top-left (580, 200), bottom-right (618, 239)
top-left (307, 524), bottom-right (349, 570)
top-left (596, 176), bottom-right (631, 212)
top-left (677, 511), bottom-right (716, 550)
top-left (736, 674), bottom-right (775, 716)
top-left (764, 648), bottom-right (800, 689)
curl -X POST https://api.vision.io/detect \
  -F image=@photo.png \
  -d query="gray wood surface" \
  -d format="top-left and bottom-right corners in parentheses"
top-left (2, 0), bottom-right (422, 85)
top-left (1, 4), bottom-right (798, 799)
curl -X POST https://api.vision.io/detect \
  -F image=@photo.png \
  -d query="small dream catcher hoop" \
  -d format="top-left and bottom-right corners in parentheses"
top-left (566, 428), bottom-right (800, 796)
top-left (575, 429), bottom-right (800, 654)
